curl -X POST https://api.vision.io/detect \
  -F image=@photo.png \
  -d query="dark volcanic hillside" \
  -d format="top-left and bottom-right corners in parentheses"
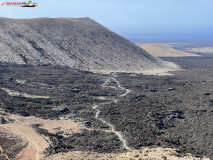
top-left (0, 17), bottom-right (178, 73)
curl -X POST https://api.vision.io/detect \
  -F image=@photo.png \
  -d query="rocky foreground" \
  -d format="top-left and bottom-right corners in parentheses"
top-left (44, 148), bottom-right (209, 160)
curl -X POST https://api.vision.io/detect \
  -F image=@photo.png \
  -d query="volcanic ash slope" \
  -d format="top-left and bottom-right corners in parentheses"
top-left (141, 43), bottom-right (200, 57)
top-left (0, 17), bottom-right (178, 74)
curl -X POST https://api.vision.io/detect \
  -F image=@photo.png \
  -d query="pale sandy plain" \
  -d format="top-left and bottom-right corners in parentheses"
top-left (185, 47), bottom-right (213, 53)
top-left (140, 43), bottom-right (200, 57)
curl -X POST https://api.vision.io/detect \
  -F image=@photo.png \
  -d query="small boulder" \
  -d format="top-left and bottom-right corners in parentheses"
top-left (168, 88), bottom-right (177, 91)
top-left (151, 89), bottom-right (158, 92)
top-left (60, 108), bottom-right (70, 113)
top-left (85, 121), bottom-right (92, 128)
top-left (20, 111), bottom-right (30, 117)
top-left (1, 117), bottom-right (8, 124)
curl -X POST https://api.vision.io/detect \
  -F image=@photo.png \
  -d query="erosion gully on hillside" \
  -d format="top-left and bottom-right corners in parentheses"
top-left (0, 17), bottom-right (175, 73)
top-left (0, 57), bottom-right (212, 159)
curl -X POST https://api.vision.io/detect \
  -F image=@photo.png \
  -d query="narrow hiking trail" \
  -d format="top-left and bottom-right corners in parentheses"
top-left (93, 76), bottom-right (132, 151)
top-left (111, 77), bottom-right (131, 97)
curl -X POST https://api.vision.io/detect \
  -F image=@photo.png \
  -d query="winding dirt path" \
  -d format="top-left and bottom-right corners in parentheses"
top-left (111, 77), bottom-right (131, 97)
top-left (1, 123), bottom-right (48, 160)
top-left (92, 76), bottom-right (132, 151)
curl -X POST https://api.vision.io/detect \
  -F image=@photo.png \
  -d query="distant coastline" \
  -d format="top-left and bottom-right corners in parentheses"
top-left (120, 33), bottom-right (213, 41)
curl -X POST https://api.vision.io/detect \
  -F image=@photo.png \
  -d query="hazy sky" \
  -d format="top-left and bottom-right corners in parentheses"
top-left (0, 0), bottom-right (212, 39)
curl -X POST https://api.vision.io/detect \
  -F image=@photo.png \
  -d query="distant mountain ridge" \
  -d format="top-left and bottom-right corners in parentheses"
top-left (0, 17), bottom-right (178, 74)
top-left (140, 43), bottom-right (200, 57)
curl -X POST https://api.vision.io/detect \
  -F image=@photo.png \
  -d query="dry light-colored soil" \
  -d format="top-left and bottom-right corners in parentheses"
top-left (44, 148), bottom-right (209, 160)
top-left (0, 111), bottom-right (84, 160)
top-left (140, 43), bottom-right (200, 57)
